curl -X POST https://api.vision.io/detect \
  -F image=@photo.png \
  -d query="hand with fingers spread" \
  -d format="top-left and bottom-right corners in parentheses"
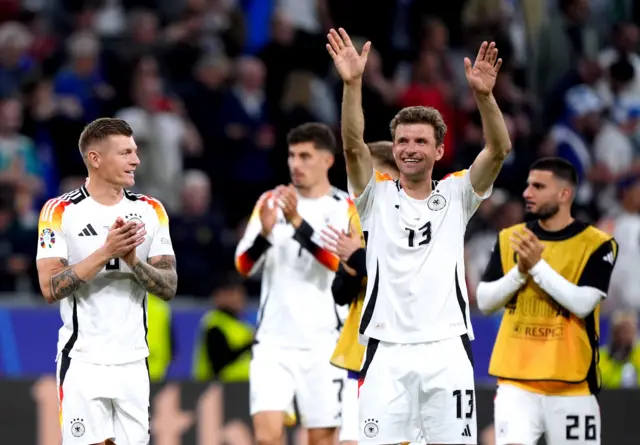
top-left (102, 219), bottom-right (147, 262)
top-left (320, 224), bottom-right (362, 263)
top-left (464, 41), bottom-right (503, 96)
top-left (277, 184), bottom-right (302, 228)
top-left (510, 228), bottom-right (544, 274)
top-left (326, 27), bottom-right (371, 84)
top-left (259, 192), bottom-right (278, 237)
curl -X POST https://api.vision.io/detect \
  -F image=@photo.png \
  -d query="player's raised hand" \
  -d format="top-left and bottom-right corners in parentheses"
top-left (464, 41), bottom-right (503, 96)
top-left (320, 224), bottom-right (362, 263)
top-left (277, 184), bottom-right (302, 227)
top-left (259, 192), bottom-right (277, 237)
top-left (103, 219), bottom-right (146, 260)
top-left (326, 28), bottom-right (371, 84)
top-left (510, 228), bottom-right (544, 273)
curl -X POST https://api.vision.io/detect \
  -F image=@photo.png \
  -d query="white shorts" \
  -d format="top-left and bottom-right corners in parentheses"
top-left (494, 383), bottom-right (601, 445)
top-left (339, 375), bottom-right (360, 442)
top-left (358, 335), bottom-right (476, 444)
top-left (57, 355), bottom-right (150, 445)
top-left (250, 343), bottom-right (347, 428)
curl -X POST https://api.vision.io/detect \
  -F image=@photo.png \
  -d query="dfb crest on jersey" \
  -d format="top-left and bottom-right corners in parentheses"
top-left (70, 418), bottom-right (85, 437)
top-left (39, 228), bottom-right (56, 248)
top-left (363, 419), bottom-right (379, 438)
top-left (427, 193), bottom-right (446, 211)
top-left (125, 212), bottom-right (143, 225)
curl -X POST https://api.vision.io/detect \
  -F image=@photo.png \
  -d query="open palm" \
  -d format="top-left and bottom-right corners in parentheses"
top-left (326, 28), bottom-right (371, 84)
top-left (464, 41), bottom-right (503, 95)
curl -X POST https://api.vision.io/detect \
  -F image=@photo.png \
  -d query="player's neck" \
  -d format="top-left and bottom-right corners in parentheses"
top-left (298, 181), bottom-right (331, 199)
top-left (538, 212), bottom-right (574, 232)
top-left (400, 175), bottom-right (433, 200)
top-left (86, 177), bottom-right (124, 206)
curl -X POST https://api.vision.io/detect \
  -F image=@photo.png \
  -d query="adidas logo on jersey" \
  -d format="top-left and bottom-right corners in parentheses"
top-left (602, 251), bottom-right (614, 265)
top-left (462, 425), bottom-right (471, 437)
top-left (78, 224), bottom-right (98, 237)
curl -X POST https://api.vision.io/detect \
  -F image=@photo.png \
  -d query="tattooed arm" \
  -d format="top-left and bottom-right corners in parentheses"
top-left (127, 255), bottom-right (178, 301)
top-left (36, 249), bottom-right (111, 304)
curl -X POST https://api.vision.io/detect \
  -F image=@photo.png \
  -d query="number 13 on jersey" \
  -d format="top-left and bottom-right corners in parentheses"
top-left (405, 221), bottom-right (432, 248)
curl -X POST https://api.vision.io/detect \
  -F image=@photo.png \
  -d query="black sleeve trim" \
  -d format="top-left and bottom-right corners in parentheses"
top-left (480, 238), bottom-right (504, 282)
top-left (292, 219), bottom-right (317, 252)
top-left (245, 233), bottom-right (271, 262)
top-left (331, 264), bottom-right (363, 306)
top-left (346, 248), bottom-right (367, 279)
top-left (577, 239), bottom-right (618, 294)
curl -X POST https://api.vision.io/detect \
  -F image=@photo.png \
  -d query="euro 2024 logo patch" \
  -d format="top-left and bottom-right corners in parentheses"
top-left (39, 228), bottom-right (56, 248)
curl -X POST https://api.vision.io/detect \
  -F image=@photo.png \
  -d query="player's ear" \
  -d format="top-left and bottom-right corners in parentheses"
top-left (86, 150), bottom-right (100, 169)
top-left (434, 144), bottom-right (445, 161)
top-left (323, 151), bottom-right (335, 169)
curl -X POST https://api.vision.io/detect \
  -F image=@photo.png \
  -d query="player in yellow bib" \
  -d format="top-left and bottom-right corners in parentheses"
top-left (476, 158), bottom-right (618, 445)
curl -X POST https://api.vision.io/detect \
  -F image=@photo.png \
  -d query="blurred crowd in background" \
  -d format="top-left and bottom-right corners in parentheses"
top-left (1, 0), bottom-right (640, 319)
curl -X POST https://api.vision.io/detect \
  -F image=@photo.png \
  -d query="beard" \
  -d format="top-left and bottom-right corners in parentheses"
top-left (526, 202), bottom-right (560, 221)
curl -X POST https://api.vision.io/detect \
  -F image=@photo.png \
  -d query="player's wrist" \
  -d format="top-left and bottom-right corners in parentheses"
top-left (95, 246), bottom-right (113, 265)
top-left (124, 256), bottom-right (141, 268)
top-left (344, 77), bottom-right (363, 87)
top-left (528, 259), bottom-right (545, 277)
top-left (290, 214), bottom-right (303, 229)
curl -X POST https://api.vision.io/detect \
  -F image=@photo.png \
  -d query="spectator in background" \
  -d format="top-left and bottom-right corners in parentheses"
top-left (600, 311), bottom-right (640, 388)
top-left (597, 21), bottom-right (640, 103)
top-left (0, 189), bottom-right (35, 293)
top-left (0, 96), bottom-right (43, 201)
top-left (219, 56), bottom-right (274, 224)
top-left (549, 85), bottom-right (607, 215)
top-left (192, 276), bottom-right (253, 382)
top-left (171, 170), bottom-right (233, 297)
top-left (53, 31), bottom-right (114, 123)
top-left (600, 176), bottom-right (640, 312)
top-left (116, 55), bottom-right (202, 211)
top-left (531, 0), bottom-right (599, 101)
top-left (398, 48), bottom-right (456, 175)
top-left (179, 53), bottom-right (230, 178)
top-left (593, 96), bottom-right (640, 213)
top-left (0, 21), bottom-right (36, 97)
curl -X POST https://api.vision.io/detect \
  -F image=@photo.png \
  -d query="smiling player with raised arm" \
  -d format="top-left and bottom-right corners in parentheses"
top-left (327, 28), bottom-right (512, 445)
top-left (36, 117), bottom-right (177, 445)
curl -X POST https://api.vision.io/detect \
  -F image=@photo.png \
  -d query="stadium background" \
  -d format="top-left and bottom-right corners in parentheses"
top-left (1, 0), bottom-right (640, 443)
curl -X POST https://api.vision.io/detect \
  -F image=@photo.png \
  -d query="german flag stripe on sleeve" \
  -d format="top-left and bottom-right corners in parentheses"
top-left (293, 219), bottom-right (340, 272)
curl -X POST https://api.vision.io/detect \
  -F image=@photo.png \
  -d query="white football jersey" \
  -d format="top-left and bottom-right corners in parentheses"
top-left (235, 187), bottom-right (355, 348)
top-left (36, 186), bottom-right (175, 365)
top-left (355, 168), bottom-right (490, 344)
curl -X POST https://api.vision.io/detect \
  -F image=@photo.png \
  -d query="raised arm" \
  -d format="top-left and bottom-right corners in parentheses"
top-left (327, 28), bottom-right (373, 196)
top-left (464, 42), bottom-right (512, 196)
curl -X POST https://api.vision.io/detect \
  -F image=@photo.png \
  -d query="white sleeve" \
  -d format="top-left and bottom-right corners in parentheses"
top-left (148, 199), bottom-right (175, 258)
top-left (36, 199), bottom-right (69, 260)
top-left (529, 260), bottom-right (605, 319)
top-left (460, 167), bottom-right (492, 222)
top-left (476, 267), bottom-right (527, 314)
top-left (235, 193), bottom-right (272, 277)
top-left (349, 169), bottom-right (382, 225)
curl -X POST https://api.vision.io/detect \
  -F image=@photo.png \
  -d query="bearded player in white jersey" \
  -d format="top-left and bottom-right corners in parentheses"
top-left (36, 118), bottom-right (177, 445)
top-left (327, 28), bottom-right (512, 445)
top-left (235, 122), bottom-right (355, 445)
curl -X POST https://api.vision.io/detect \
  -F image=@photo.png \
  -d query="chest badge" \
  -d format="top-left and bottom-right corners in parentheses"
top-left (125, 212), bottom-right (144, 225)
top-left (427, 194), bottom-right (446, 211)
